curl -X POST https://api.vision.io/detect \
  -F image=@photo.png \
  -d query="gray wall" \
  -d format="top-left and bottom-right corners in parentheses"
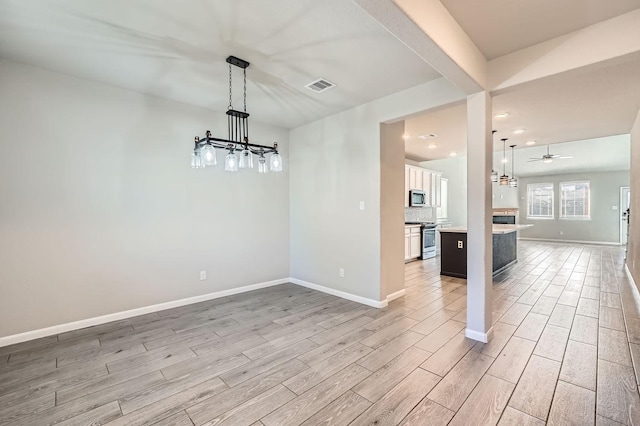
top-left (517, 171), bottom-right (630, 243)
top-left (289, 77), bottom-right (465, 303)
top-left (0, 61), bottom-right (290, 338)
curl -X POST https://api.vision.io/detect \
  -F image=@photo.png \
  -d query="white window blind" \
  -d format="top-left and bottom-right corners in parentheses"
top-left (560, 181), bottom-right (590, 220)
top-left (527, 183), bottom-right (554, 218)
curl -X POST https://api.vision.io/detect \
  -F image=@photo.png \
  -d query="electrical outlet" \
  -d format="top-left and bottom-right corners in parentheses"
top-left (612, 206), bottom-right (618, 210)
top-left (359, 201), bottom-right (365, 211)
top-left (200, 270), bottom-right (207, 280)
top-left (457, 241), bottom-right (463, 249)
top-left (339, 268), bottom-right (345, 277)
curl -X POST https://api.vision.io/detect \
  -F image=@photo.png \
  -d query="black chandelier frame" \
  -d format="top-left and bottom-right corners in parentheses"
top-left (193, 56), bottom-right (279, 157)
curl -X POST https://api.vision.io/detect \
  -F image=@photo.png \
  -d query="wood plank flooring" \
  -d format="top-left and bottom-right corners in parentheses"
top-left (1, 241), bottom-right (640, 425)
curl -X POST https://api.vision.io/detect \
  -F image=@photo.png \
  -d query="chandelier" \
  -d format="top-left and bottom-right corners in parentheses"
top-left (508, 144), bottom-right (518, 187)
top-left (492, 137), bottom-right (518, 186)
top-left (491, 130), bottom-right (499, 182)
top-left (191, 56), bottom-right (282, 173)
top-left (499, 138), bottom-right (509, 185)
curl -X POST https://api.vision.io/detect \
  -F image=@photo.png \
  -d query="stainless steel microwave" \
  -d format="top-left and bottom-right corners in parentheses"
top-left (409, 190), bottom-right (427, 207)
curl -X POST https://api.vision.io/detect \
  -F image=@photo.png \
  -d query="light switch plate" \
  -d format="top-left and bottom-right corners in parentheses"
top-left (200, 271), bottom-right (207, 280)
top-left (359, 201), bottom-right (365, 210)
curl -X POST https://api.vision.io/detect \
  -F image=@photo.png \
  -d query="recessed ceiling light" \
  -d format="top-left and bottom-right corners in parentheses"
top-left (513, 129), bottom-right (525, 134)
top-left (526, 140), bottom-right (536, 145)
top-left (428, 144), bottom-right (437, 149)
top-left (418, 133), bottom-right (438, 140)
top-left (494, 112), bottom-right (509, 118)
top-left (449, 152), bottom-right (457, 157)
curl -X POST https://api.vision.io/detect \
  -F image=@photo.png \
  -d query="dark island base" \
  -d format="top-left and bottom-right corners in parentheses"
top-left (440, 231), bottom-right (518, 279)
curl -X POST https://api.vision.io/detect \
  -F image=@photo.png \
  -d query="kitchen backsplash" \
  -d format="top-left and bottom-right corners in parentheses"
top-left (405, 207), bottom-right (435, 222)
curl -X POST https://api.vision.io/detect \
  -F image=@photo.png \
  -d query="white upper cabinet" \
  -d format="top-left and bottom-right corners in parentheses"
top-left (431, 172), bottom-right (441, 207)
top-left (404, 166), bottom-right (410, 207)
top-left (404, 164), bottom-right (442, 208)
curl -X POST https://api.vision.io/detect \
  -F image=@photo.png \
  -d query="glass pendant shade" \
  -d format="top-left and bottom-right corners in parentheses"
top-left (508, 145), bottom-right (517, 187)
top-left (258, 155), bottom-right (268, 174)
top-left (270, 153), bottom-right (283, 172)
top-left (200, 145), bottom-right (217, 167)
top-left (491, 170), bottom-right (498, 182)
top-left (224, 152), bottom-right (239, 172)
top-left (238, 148), bottom-right (254, 169)
top-left (499, 174), bottom-right (509, 186)
top-left (191, 151), bottom-right (203, 168)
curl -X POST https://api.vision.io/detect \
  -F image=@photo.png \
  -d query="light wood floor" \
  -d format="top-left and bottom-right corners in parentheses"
top-left (1, 241), bottom-right (640, 425)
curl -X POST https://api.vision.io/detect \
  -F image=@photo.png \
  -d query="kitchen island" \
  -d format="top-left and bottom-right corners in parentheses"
top-left (438, 224), bottom-right (533, 278)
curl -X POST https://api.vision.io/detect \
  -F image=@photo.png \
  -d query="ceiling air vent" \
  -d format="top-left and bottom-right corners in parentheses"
top-left (305, 78), bottom-right (335, 93)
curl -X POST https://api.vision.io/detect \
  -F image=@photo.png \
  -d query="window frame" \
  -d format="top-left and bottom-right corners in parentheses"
top-left (559, 180), bottom-right (591, 221)
top-left (526, 182), bottom-right (555, 220)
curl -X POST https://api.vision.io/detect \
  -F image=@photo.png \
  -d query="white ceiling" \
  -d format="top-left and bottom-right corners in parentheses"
top-left (421, 135), bottom-right (630, 178)
top-left (0, 0), bottom-right (441, 129)
top-left (503, 135), bottom-right (630, 177)
top-left (440, 0), bottom-right (640, 59)
top-left (405, 52), bottom-right (640, 163)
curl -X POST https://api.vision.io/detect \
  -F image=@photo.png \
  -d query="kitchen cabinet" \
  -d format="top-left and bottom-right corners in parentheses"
top-left (404, 166), bottom-right (410, 207)
top-left (404, 165), bottom-right (443, 208)
top-left (409, 167), bottom-right (420, 190)
top-left (410, 232), bottom-right (421, 258)
top-left (404, 233), bottom-right (411, 260)
top-left (422, 172), bottom-right (432, 203)
top-left (404, 225), bottom-right (422, 261)
top-left (431, 173), bottom-right (441, 207)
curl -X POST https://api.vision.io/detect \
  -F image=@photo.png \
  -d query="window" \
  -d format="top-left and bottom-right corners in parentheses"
top-left (560, 181), bottom-right (590, 220)
top-left (527, 183), bottom-right (554, 219)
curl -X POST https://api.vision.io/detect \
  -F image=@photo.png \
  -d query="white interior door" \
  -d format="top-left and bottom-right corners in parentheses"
top-left (621, 187), bottom-right (630, 245)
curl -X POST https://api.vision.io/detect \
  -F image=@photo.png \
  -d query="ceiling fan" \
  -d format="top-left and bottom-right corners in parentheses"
top-left (528, 145), bottom-right (573, 163)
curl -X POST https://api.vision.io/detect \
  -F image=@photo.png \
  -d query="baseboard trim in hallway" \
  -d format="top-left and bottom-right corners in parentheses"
top-left (289, 277), bottom-right (388, 308)
top-left (0, 278), bottom-right (290, 348)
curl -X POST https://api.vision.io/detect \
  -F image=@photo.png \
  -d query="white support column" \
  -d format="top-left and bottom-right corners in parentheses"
top-left (466, 91), bottom-right (493, 343)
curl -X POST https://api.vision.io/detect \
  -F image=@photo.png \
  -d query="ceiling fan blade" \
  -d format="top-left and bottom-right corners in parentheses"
top-left (557, 156), bottom-right (573, 159)
top-left (528, 158), bottom-right (543, 162)
top-left (550, 154), bottom-right (561, 158)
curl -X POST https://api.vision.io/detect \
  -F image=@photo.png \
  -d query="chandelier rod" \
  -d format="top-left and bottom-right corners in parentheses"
top-left (195, 134), bottom-right (278, 154)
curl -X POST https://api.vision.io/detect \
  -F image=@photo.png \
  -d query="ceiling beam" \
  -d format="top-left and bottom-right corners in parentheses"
top-left (353, 0), bottom-right (487, 95)
top-left (489, 9), bottom-right (640, 92)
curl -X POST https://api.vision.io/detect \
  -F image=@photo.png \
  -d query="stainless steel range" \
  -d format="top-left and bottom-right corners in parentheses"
top-left (421, 224), bottom-right (437, 259)
top-left (406, 222), bottom-right (437, 259)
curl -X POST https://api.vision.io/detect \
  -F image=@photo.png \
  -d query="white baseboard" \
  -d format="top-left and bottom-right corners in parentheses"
top-left (386, 289), bottom-right (406, 302)
top-left (0, 277), bottom-right (408, 348)
top-left (626, 263), bottom-right (638, 292)
top-left (0, 278), bottom-right (289, 348)
top-left (289, 278), bottom-right (388, 308)
top-left (518, 237), bottom-right (621, 246)
top-left (465, 326), bottom-right (494, 343)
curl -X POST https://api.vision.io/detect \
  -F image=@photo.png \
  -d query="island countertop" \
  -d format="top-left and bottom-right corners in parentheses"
top-left (438, 224), bottom-right (533, 235)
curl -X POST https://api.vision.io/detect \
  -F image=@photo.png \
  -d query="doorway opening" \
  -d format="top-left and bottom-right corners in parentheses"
top-left (621, 186), bottom-right (631, 245)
